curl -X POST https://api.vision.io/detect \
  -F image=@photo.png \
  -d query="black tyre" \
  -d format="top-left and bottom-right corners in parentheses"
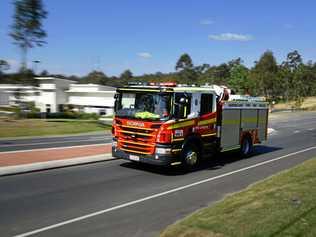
top-left (181, 144), bottom-right (200, 170)
top-left (240, 136), bottom-right (253, 157)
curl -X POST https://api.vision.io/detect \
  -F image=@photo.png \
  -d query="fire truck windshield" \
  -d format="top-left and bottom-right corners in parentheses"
top-left (115, 92), bottom-right (171, 120)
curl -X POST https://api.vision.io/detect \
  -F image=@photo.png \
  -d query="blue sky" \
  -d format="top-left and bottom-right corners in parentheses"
top-left (1, 0), bottom-right (315, 76)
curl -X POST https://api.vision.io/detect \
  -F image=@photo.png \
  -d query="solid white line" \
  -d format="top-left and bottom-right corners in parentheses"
top-left (0, 143), bottom-right (112, 154)
top-left (14, 146), bottom-right (316, 237)
top-left (0, 138), bottom-right (107, 148)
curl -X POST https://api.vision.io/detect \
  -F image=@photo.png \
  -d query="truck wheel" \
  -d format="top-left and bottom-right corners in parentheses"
top-left (240, 136), bottom-right (253, 157)
top-left (181, 144), bottom-right (200, 170)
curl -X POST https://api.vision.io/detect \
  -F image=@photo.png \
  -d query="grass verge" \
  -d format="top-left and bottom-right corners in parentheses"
top-left (161, 157), bottom-right (316, 237)
top-left (0, 119), bottom-right (111, 138)
top-left (274, 96), bottom-right (316, 111)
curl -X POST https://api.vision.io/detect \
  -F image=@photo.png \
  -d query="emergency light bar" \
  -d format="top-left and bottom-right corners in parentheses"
top-left (149, 82), bottom-right (177, 87)
top-left (127, 81), bottom-right (177, 87)
top-left (127, 82), bottom-right (146, 86)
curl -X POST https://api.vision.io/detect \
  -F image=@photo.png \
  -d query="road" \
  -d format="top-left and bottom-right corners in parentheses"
top-left (0, 112), bottom-right (315, 237)
top-left (0, 133), bottom-right (112, 152)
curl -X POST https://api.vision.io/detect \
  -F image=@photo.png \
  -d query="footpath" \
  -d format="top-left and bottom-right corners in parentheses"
top-left (0, 143), bottom-right (113, 176)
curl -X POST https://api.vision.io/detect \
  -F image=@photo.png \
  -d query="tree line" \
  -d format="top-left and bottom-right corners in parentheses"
top-left (1, 0), bottom-right (315, 104)
top-left (2, 50), bottom-right (316, 103)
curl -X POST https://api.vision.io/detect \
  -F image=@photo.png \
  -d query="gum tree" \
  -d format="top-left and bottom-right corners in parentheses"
top-left (10, 0), bottom-right (47, 71)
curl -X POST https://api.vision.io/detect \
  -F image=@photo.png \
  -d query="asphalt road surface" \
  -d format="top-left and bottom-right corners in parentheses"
top-left (0, 112), bottom-right (315, 237)
top-left (0, 133), bottom-right (112, 152)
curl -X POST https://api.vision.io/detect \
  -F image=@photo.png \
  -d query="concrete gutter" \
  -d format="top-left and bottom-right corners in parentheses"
top-left (0, 154), bottom-right (117, 176)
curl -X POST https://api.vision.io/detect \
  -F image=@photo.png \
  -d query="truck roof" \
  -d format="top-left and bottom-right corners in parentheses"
top-left (117, 85), bottom-right (218, 93)
top-left (117, 84), bottom-right (267, 103)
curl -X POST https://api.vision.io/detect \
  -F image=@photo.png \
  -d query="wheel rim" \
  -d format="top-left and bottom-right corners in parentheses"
top-left (186, 151), bottom-right (198, 166)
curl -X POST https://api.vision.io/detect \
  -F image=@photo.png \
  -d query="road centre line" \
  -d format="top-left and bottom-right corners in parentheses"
top-left (0, 143), bottom-right (111, 154)
top-left (14, 146), bottom-right (316, 237)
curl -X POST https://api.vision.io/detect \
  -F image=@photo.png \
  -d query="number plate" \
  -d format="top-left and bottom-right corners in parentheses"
top-left (129, 155), bottom-right (140, 161)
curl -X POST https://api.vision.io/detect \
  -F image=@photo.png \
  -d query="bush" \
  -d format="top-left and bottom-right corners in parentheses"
top-left (24, 111), bottom-right (100, 120)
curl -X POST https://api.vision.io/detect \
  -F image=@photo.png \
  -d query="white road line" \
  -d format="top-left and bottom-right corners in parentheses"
top-left (0, 138), bottom-right (107, 148)
top-left (0, 143), bottom-right (112, 154)
top-left (14, 146), bottom-right (316, 237)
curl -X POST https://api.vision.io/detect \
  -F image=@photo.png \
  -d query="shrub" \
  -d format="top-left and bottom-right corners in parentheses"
top-left (24, 111), bottom-right (100, 120)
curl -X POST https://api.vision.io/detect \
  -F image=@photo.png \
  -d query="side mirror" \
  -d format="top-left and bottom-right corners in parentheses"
top-left (114, 94), bottom-right (120, 112)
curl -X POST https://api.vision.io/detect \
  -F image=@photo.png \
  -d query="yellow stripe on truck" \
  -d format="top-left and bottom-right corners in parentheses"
top-left (168, 120), bottom-right (195, 130)
top-left (201, 133), bottom-right (216, 137)
top-left (242, 117), bottom-right (258, 123)
top-left (197, 118), bottom-right (217, 126)
top-left (222, 119), bottom-right (239, 125)
top-left (222, 117), bottom-right (259, 125)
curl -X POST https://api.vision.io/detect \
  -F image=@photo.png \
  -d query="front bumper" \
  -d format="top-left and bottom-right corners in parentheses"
top-left (112, 142), bottom-right (181, 166)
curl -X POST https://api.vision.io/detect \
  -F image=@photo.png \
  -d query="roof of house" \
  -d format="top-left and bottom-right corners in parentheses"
top-left (35, 77), bottom-right (76, 83)
top-left (66, 84), bottom-right (116, 93)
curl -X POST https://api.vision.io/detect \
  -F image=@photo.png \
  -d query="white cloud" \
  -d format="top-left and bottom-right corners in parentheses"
top-left (137, 52), bottom-right (152, 59)
top-left (208, 33), bottom-right (254, 41)
top-left (200, 19), bottom-right (214, 25)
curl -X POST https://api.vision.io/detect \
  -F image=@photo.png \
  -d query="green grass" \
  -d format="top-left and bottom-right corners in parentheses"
top-left (0, 119), bottom-right (111, 138)
top-left (161, 157), bottom-right (316, 237)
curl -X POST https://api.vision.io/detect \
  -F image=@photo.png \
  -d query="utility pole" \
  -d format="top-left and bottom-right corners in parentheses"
top-left (32, 60), bottom-right (41, 75)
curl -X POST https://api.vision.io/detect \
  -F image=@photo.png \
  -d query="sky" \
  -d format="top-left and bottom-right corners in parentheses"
top-left (1, 0), bottom-right (316, 76)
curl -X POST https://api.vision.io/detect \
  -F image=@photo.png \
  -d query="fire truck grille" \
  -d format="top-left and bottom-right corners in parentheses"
top-left (117, 125), bottom-right (157, 155)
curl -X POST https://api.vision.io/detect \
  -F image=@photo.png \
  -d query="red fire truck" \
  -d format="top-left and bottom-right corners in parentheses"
top-left (112, 82), bottom-right (269, 168)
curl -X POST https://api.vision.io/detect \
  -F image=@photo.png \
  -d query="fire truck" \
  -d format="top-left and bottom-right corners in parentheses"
top-left (112, 82), bottom-right (269, 168)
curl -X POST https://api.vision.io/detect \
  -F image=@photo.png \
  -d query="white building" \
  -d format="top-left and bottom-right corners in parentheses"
top-left (66, 84), bottom-right (115, 115)
top-left (0, 84), bottom-right (41, 106)
top-left (0, 77), bottom-right (116, 115)
top-left (35, 77), bottom-right (75, 113)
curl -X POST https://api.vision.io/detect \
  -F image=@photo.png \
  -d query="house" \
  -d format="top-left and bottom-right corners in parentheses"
top-left (0, 84), bottom-right (41, 107)
top-left (66, 84), bottom-right (115, 115)
top-left (0, 77), bottom-right (116, 115)
top-left (35, 77), bottom-right (75, 113)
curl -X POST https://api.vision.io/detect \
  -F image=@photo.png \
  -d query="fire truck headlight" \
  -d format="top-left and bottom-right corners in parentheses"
top-left (155, 147), bottom-right (171, 155)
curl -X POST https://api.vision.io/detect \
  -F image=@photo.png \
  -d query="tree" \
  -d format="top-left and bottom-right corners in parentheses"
top-left (39, 69), bottom-right (49, 76)
top-left (175, 53), bottom-right (193, 71)
top-left (10, 0), bottom-right (47, 70)
top-left (81, 70), bottom-right (108, 85)
top-left (281, 50), bottom-right (305, 102)
top-left (282, 50), bottom-right (302, 71)
top-left (227, 57), bottom-right (242, 69)
top-left (228, 64), bottom-right (251, 94)
top-left (251, 50), bottom-right (279, 99)
top-left (175, 53), bottom-right (197, 83)
top-left (0, 60), bottom-right (10, 74)
top-left (120, 69), bottom-right (133, 81)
